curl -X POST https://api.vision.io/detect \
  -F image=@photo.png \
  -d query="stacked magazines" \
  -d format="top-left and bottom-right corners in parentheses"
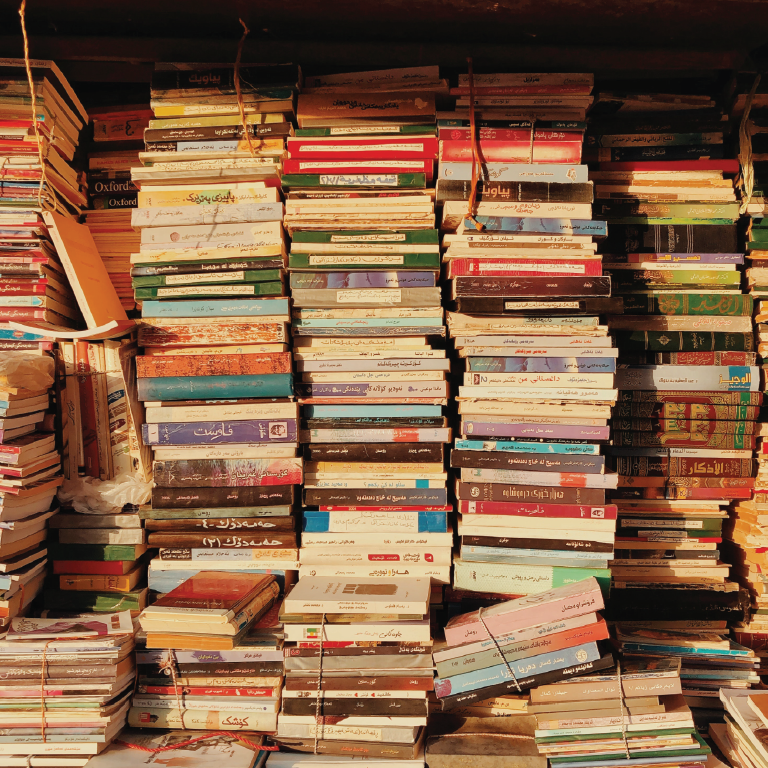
top-left (0, 611), bottom-right (135, 764)
top-left (274, 575), bottom-right (433, 760)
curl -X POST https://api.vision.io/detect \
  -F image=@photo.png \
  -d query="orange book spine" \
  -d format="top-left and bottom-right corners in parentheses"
top-left (136, 352), bottom-right (292, 378)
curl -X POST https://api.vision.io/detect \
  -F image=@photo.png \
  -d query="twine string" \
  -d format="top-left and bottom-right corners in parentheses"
top-left (160, 649), bottom-right (186, 730)
top-left (234, 19), bottom-right (257, 158)
top-left (739, 74), bottom-right (762, 215)
top-left (313, 612), bottom-right (327, 754)
top-left (527, 119), bottom-right (536, 164)
top-left (477, 608), bottom-right (522, 693)
top-left (616, 660), bottom-right (631, 759)
top-left (465, 57), bottom-right (484, 232)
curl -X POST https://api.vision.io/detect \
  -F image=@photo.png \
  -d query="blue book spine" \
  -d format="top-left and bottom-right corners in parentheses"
top-left (620, 643), bottom-right (750, 657)
top-left (293, 317), bottom-right (442, 328)
top-left (149, 568), bottom-right (287, 594)
top-left (137, 374), bottom-right (293, 402)
top-left (140, 298), bottom-right (290, 317)
top-left (305, 405), bottom-right (443, 418)
top-left (142, 419), bottom-right (298, 445)
top-left (468, 217), bottom-right (608, 237)
top-left (435, 642), bottom-right (600, 696)
top-left (0, 329), bottom-right (51, 341)
top-left (468, 357), bottom-right (617, 373)
top-left (302, 511), bottom-right (448, 533)
top-left (455, 440), bottom-right (599, 455)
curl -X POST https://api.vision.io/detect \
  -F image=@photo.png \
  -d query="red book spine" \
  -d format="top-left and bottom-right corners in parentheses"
top-left (0, 284), bottom-right (48, 295)
top-left (52, 561), bottom-right (133, 575)
top-left (458, 500), bottom-right (618, 520)
top-left (136, 352), bottom-right (292, 378)
top-left (75, 340), bottom-right (100, 479)
top-left (447, 258), bottom-right (601, 278)
top-left (0, 308), bottom-right (46, 320)
top-left (438, 127), bottom-right (584, 141)
top-left (439, 140), bottom-right (582, 164)
top-left (282, 158), bottom-right (433, 180)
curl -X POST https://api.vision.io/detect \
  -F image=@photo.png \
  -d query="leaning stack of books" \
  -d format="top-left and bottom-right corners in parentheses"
top-left (274, 575), bottom-right (433, 759)
top-left (131, 571), bottom-right (283, 731)
top-left (0, 611), bottom-right (135, 763)
top-left (84, 105), bottom-right (151, 312)
top-left (437, 72), bottom-right (617, 601)
top-left (587, 89), bottom-right (758, 627)
top-left (285, 68), bottom-right (452, 586)
top-left (130, 62), bottom-right (303, 598)
top-left (0, 351), bottom-right (60, 624)
top-left (432, 577), bottom-right (611, 712)
top-left (531, 657), bottom-right (711, 768)
top-left (714, 688), bottom-right (768, 766)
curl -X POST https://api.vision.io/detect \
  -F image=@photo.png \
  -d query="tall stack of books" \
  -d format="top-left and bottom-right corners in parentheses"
top-left (285, 68), bottom-right (452, 586)
top-left (0, 352), bottom-right (59, 625)
top-left (531, 657), bottom-right (711, 768)
top-left (0, 611), bottom-right (135, 762)
top-left (589, 92), bottom-right (757, 630)
top-left (84, 105), bottom-right (151, 312)
top-left (437, 72), bottom-right (617, 602)
top-left (130, 63), bottom-right (303, 599)
top-left (274, 575), bottom-right (433, 759)
top-left (432, 578), bottom-right (611, 712)
top-left (0, 59), bottom-right (88, 332)
top-left (132, 571), bottom-right (283, 731)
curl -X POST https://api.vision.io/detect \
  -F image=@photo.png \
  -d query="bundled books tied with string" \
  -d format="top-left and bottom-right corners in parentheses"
top-left (0, 610), bottom-right (135, 764)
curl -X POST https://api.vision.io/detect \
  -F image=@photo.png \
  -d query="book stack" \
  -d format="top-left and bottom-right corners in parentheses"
top-left (0, 611), bottom-right (135, 763)
top-left (531, 657), bottom-right (712, 768)
top-left (437, 72), bottom-right (618, 600)
top-left (586, 91), bottom-right (758, 627)
top-left (0, 351), bottom-right (59, 624)
top-left (131, 571), bottom-right (283, 731)
top-left (130, 62), bottom-right (303, 597)
top-left (713, 688), bottom-right (768, 767)
top-left (432, 577), bottom-right (612, 712)
top-left (84, 105), bottom-right (151, 312)
top-left (284, 68), bottom-right (452, 585)
top-left (0, 59), bottom-right (88, 331)
top-left (274, 575), bottom-right (433, 760)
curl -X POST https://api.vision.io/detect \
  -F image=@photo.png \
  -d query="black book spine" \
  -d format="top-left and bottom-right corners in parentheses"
top-left (151, 485), bottom-right (295, 508)
top-left (601, 224), bottom-right (738, 253)
top-left (462, 535), bottom-right (614, 553)
top-left (303, 443), bottom-right (444, 463)
top-left (451, 450), bottom-right (605, 474)
top-left (606, 588), bottom-right (748, 622)
top-left (454, 276), bottom-right (612, 297)
top-left (282, 699), bottom-right (428, 717)
top-left (457, 481), bottom-right (606, 506)
top-left (435, 180), bottom-right (594, 204)
top-left (90, 194), bottom-right (138, 209)
top-left (144, 516), bottom-right (295, 532)
top-left (587, 145), bottom-right (723, 162)
top-left (304, 489), bottom-right (448, 506)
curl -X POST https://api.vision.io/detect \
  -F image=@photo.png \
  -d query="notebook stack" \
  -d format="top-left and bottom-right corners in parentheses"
top-left (84, 105), bottom-right (151, 312)
top-left (274, 575), bottom-right (433, 760)
top-left (432, 577), bottom-right (611, 712)
top-left (0, 59), bottom-right (88, 332)
top-left (531, 657), bottom-right (711, 768)
top-left (131, 571), bottom-right (283, 731)
top-left (586, 89), bottom-right (757, 627)
top-left (0, 353), bottom-right (59, 625)
top-left (129, 62), bottom-right (303, 597)
top-left (284, 68), bottom-right (452, 587)
top-left (436, 72), bottom-right (617, 601)
top-left (0, 611), bottom-right (135, 764)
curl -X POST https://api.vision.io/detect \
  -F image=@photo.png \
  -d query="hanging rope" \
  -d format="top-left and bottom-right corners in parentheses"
top-left (234, 18), bottom-right (257, 158)
top-left (465, 57), bottom-right (484, 232)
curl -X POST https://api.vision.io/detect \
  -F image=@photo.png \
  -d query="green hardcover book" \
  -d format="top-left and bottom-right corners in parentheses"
top-left (295, 126), bottom-right (436, 137)
top-left (48, 543), bottom-right (148, 561)
top-left (605, 217), bottom-right (736, 226)
top-left (288, 253), bottom-right (440, 269)
top-left (281, 173), bottom-right (426, 190)
top-left (133, 281), bottom-right (284, 300)
top-left (291, 229), bottom-right (439, 244)
top-left (138, 505), bottom-right (292, 519)
top-left (619, 293), bottom-right (753, 316)
top-left (614, 331), bottom-right (755, 352)
top-left (596, 201), bottom-right (739, 219)
top-left (132, 269), bottom-right (282, 288)
top-left (43, 588), bottom-right (148, 613)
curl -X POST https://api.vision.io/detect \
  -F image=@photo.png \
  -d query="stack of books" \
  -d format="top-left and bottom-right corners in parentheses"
top-left (713, 688), bottom-right (768, 766)
top-left (587, 90), bottom-right (758, 627)
top-left (0, 611), bottom-right (135, 762)
top-left (130, 62), bottom-right (303, 596)
top-left (0, 59), bottom-right (88, 332)
top-left (132, 571), bottom-right (283, 731)
top-left (85, 105), bottom-right (151, 312)
top-left (285, 68), bottom-right (452, 584)
top-left (432, 577), bottom-right (611, 712)
top-left (274, 575), bottom-right (432, 759)
top-left (0, 352), bottom-right (60, 624)
top-left (437, 72), bottom-right (617, 600)
top-left (531, 657), bottom-right (711, 768)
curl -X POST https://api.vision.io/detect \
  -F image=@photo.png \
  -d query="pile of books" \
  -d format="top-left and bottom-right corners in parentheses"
top-left (438, 72), bottom-right (617, 601)
top-left (588, 90), bottom-right (759, 629)
top-left (0, 59), bottom-right (88, 332)
top-left (713, 688), bottom-right (768, 766)
top-left (274, 575), bottom-right (433, 759)
top-left (132, 571), bottom-right (283, 731)
top-left (531, 657), bottom-right (711, 768)
top-left (130, 62), bottom-right (303, 597)
top-left (0, 611), bottom-right (135, 763)
top-left (285, 68), bottom-right (452, 584)
top-left (84, 105), bottom-right (151, 312)
top-left (0, 350), bottom-right (60, 624)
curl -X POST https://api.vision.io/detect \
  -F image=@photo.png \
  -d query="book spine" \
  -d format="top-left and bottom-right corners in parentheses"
top-left (304, 489), bottom-right (448, 506)
top-left (602, 224), bottom-right (738, 253)
top-left (137, 374), bottom-right (294, 401)
top-left (147, 532), bottom-right (296, 548)
top-left (152, 458), bottom-right (302, 488)
top-left (103, 341), bottom-right (133, 477)
top-left (142, 419), bottom-right (297, 445)
top-left (282, 699), bottom-right (427, 717)
top-left (458, 481), bottom-right (606, 505)
top-left (451, 450), bottom-right (605, 473)
top-left (613, 418), bottom-right (754, 434)
top-left (158, 547), bottom-right (297, 561)
top-left (296, 382), bottom-right (447, 398)
top-left (447, 259), bottom-right (603, 278)
top-left (75, 340), bottom-right (99, 478)
top-left (440, 140), bottom-right (582, 163)
top-left (282, 173), bottom-right (426, 189)
top-left (614, 456), bottom-right (754, 477)
top-left (137, 324), bottom-right (287, 347)
top-left (437, 162), bottom-right (588, 183)
top-left (290, 272), bottom-right (437, 290)
top-left (139, 297), bottom-right (289, 317)
top-left (47, 543), bottom-right (145, 561)
top-left (151, 485), bottom-right (295, 508)
top-left (459, 500), bottom-right (617, 519)
top-left (614, 331), bottom-right (755, 352)
top-left (127, 707), bottom-right (276, 730)
top-left (454, 276), bottom-right (611, 297)
top-left (436, 179), bottom-right (594, 204)
top-left (467, 357), bottom-right (615, 373)
top-left (587, 145), bottom-right (723, 161)
top-left (615, 365), bottom-right (759, 392)
top-left (131, 259), bottom-right (284, 276)
top-left (462, 422), bottom-right (610, 440)
top-left (302, 510), bottom-right (445, 533)
top-left (619, 294), bottom-right (752, 316)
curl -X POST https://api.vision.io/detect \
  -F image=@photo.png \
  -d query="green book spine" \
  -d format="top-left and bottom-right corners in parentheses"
top-left (291, 229), bottom-right (438, 244)
top-left (134, 281), bottom-right (283, 299)
top-left (295, 126), bottom-right (435, 136)
top-left (605, 217), bottom-right (736, 226)
top-left (536, 727), bottom-right (695, 745)
top-left (619, 293), bottom-right (753, 316)
top-left (43, 590), bottom-right (145, 611)
top-left (48, 543), bottom-right (146, 561)
top-left (132, 269), bottom-right (281, 288)
top-left (281, 173), bottom-right (426, 190)
top-left (606, 270), bottom-right (741, 285)
top-left (288, 253), bottom-right (440, 269)
top-left (614, 331), bottom-right (755, 352)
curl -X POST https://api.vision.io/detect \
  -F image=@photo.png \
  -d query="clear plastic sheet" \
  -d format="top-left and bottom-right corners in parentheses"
top-left (57, 473), bottom-right (152, 515)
